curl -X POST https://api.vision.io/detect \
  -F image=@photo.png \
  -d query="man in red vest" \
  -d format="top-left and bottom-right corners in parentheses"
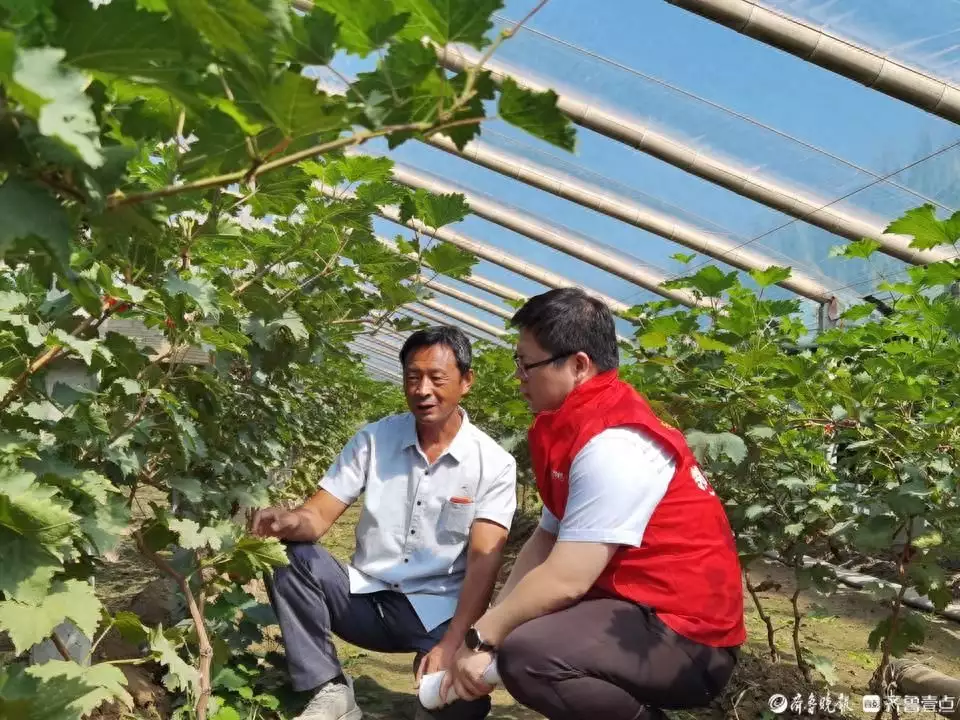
top-left (442, 288), bottom-right (745, 720)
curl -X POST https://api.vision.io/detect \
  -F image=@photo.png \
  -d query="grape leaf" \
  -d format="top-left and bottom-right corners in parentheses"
top-left (0, 178), bottom-right (71, 266)
top-left (886, 204), bottom-right (960, 250)
top-left (395, 0), bottom-right (502, 47)
top-left (498, 77), bottom-right (576, 152)
top-left (169, 517), bottom-right (225, 551)
top-left (167, 0), bottom-right (291, 65)
top-left (749, 265), bottom-right (792, 288)
top-left (54, 0), bottom-right (188, 83)
top-left (664, 265), bottom-right (738, 297)
top-left (314, 0), bottom-right (409, 56)
top-left (0, 579), bottom-right (102, 654)
top-left (0, 0), bottom-right (52, 27)
top-left (338, 155), bottom-right (396, 184)
top-left (692, 333), bottom-right (731, 353)
top-left (81, 496), bottom-right (130, 555)
top-left (27, 661), bottom-right (132, 716)
top-left (9, 47), bottom-right (103, 167)
top-left (423, 244), bottom-right (476, 279)
top-left (283, 6), bottom-right (339, 65)
top-left (352, 40), bottom-right (446, 128)
top-left (0, 527), bottom-right (60, 604)
top-left (399, 189), bottom-right (470, 228)
top-left (240, 72), bottom-right (348, 139)
top-left (829, 238), bottom-right (882, 259)
top-left (0, 663), bottom-right (98, 720)
top-left (164, 273), bottom-right (220, 319)
top-left (52, 330), bottom-right (109, 366)
top-left (0, 468), bottom-right (78, 545)
top-left (149, 627), bottom-right (201, 696)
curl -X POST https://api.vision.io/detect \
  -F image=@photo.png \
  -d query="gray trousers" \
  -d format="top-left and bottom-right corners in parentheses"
top-left (268, 542), bottom-right (491, 719)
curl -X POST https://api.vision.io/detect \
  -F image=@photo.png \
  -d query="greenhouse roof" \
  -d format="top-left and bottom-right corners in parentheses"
top-left (318, 0), bottom-right (960, 378)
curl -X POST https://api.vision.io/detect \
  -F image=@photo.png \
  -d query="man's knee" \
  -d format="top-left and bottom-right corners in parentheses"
top-left (496, 625), bottom-right (549, 705)
top-left (271, 542), bottom-right (340, 596)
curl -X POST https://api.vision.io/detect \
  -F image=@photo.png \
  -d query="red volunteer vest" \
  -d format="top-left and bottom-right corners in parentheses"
top-left (528, 370), bottom-right (746, 648)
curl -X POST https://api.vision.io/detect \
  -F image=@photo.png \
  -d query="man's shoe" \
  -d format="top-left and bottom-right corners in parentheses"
top-left (294, 675), bottom-right (363, 720)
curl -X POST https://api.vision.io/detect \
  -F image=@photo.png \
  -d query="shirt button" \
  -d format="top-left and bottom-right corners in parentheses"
top-left (416, 501), bottom-right (422, 506)
top-left (410, 529), bottom-right (416, 535)
top-left (404, 558), bottom-right (409, 563)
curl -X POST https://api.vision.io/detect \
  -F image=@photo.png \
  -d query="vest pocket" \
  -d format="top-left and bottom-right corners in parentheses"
top-left (437, 499), bottom-right (475, 543)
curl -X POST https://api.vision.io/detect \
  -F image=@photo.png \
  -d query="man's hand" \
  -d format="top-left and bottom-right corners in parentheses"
top-left (249, 507), bottom-right (301, 539)
top-left (440, 646), bottom-right (495, 703)
top-left (414, 635), bottom-right (460, 688)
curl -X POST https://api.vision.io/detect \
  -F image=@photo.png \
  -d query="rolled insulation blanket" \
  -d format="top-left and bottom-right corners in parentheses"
top-left (418, 660), bottom-right (501, 710)
top-left (889, 659), bottom-right (960, 718)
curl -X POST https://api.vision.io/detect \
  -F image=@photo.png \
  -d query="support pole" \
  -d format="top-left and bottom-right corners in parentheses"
top-left (665, 0), bottom-right (960, 128)
top-left (388, 163), bottom-right (708, 308)
top-left (435, 45), bottom-right (956, 266)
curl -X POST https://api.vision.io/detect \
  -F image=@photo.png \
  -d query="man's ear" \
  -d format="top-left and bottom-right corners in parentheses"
top-left (460, 368), bottom-right (476, 394)
top-left (574, 351), bottom-right (592, 381)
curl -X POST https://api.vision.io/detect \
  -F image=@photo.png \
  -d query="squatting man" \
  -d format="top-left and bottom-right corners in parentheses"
top-left (251, 325), bottom-right (516, 720)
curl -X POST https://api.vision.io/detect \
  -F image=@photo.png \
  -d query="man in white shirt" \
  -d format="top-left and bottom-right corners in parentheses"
top-left (251, 326), bottom-right (517, 720)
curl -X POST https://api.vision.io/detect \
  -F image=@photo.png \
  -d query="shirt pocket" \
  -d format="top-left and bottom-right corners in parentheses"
top-left (437, 499), bottom-right (476, 544)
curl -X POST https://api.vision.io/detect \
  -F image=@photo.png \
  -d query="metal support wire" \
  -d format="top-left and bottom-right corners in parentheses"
top-left (666, 0), bottom-right (960, 127)
top-left (435, 44), bottom-right (956, 266)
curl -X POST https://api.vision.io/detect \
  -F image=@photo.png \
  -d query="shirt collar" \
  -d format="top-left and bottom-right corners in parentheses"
top-left (404, 407), bottom-right (472, 464)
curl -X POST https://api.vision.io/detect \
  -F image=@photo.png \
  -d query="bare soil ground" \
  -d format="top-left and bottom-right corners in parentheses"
top-left (84, 500), bottom-right (960, 719)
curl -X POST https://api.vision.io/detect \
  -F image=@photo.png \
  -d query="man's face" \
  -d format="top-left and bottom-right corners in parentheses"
top-left (514, 328), bottom-right (579, 414)
top-left (402, 344), bottom-right (474, 427)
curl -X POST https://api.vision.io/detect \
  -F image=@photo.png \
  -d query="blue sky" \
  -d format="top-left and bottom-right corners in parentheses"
top-left (336, 1), bottom-right (960, 336)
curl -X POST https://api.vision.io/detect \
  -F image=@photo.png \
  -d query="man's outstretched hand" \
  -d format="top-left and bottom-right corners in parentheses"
top-left (249, 507), bottom-right (302, 539)
top-left (414, 635), bottom-right (460, 688)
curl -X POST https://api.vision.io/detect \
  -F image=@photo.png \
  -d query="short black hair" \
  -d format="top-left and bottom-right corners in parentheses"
top-left (511, 288), bottom-right (619, 372)
top-left (399, 326), bottom-right (473, 375)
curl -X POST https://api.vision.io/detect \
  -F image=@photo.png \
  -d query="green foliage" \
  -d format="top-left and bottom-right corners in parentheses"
top-left (0, 0), bottom-right (571, 715)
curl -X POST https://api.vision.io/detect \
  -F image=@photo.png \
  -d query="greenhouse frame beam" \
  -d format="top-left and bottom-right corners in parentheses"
top-left (417, 275), bottom-right (514, 320)
top-left (355, 343), bottom-right (398, 365)
top-left (436, 45), bottom-right (955, 266)
top-left (426, 136), bottom-right (835, 303)
top-left (666, 0), bottom-right (960, 127)
top-left (317, 185), bottom-right (632, 315)
top-left (389, 163), bottom-right (709, 308)
top-left (354, 335), bottom-right (402, 357)
top-left (362, 358), bottom-right (402, 383)
top-left (376, 237), bottom-right (631, 344)
top-left (376, 235), bottom-right (527, 304)
top-left (417, 299), bottom-right (507, 338)
top-left (402, 301), bottom-right (506, 347)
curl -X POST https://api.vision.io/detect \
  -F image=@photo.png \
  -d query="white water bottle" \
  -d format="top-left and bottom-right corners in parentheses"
top-left (418, 659), bottom-right (501, 710)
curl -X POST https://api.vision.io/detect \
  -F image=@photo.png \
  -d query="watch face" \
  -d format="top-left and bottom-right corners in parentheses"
top-left (465, 628), bottom-right (480, 650)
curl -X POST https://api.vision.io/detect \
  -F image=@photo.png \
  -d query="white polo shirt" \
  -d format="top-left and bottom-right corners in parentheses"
top-left (539, 426), bottom-right (676, 546)
top-left (320, 409), bottom-right (517, 631)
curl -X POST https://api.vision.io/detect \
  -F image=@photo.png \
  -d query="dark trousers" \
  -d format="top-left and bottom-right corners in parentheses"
top-left (497, 597), bottom-right (739, 720)
top-left (268, 542), bottom-right (490, 719)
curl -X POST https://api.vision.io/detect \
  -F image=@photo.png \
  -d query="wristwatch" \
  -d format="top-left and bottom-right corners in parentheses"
top-left (464, 626), bottom-right (495, 653)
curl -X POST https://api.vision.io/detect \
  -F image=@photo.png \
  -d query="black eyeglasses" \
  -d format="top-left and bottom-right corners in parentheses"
top-left (513, 352), bottom-right (573, 379)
